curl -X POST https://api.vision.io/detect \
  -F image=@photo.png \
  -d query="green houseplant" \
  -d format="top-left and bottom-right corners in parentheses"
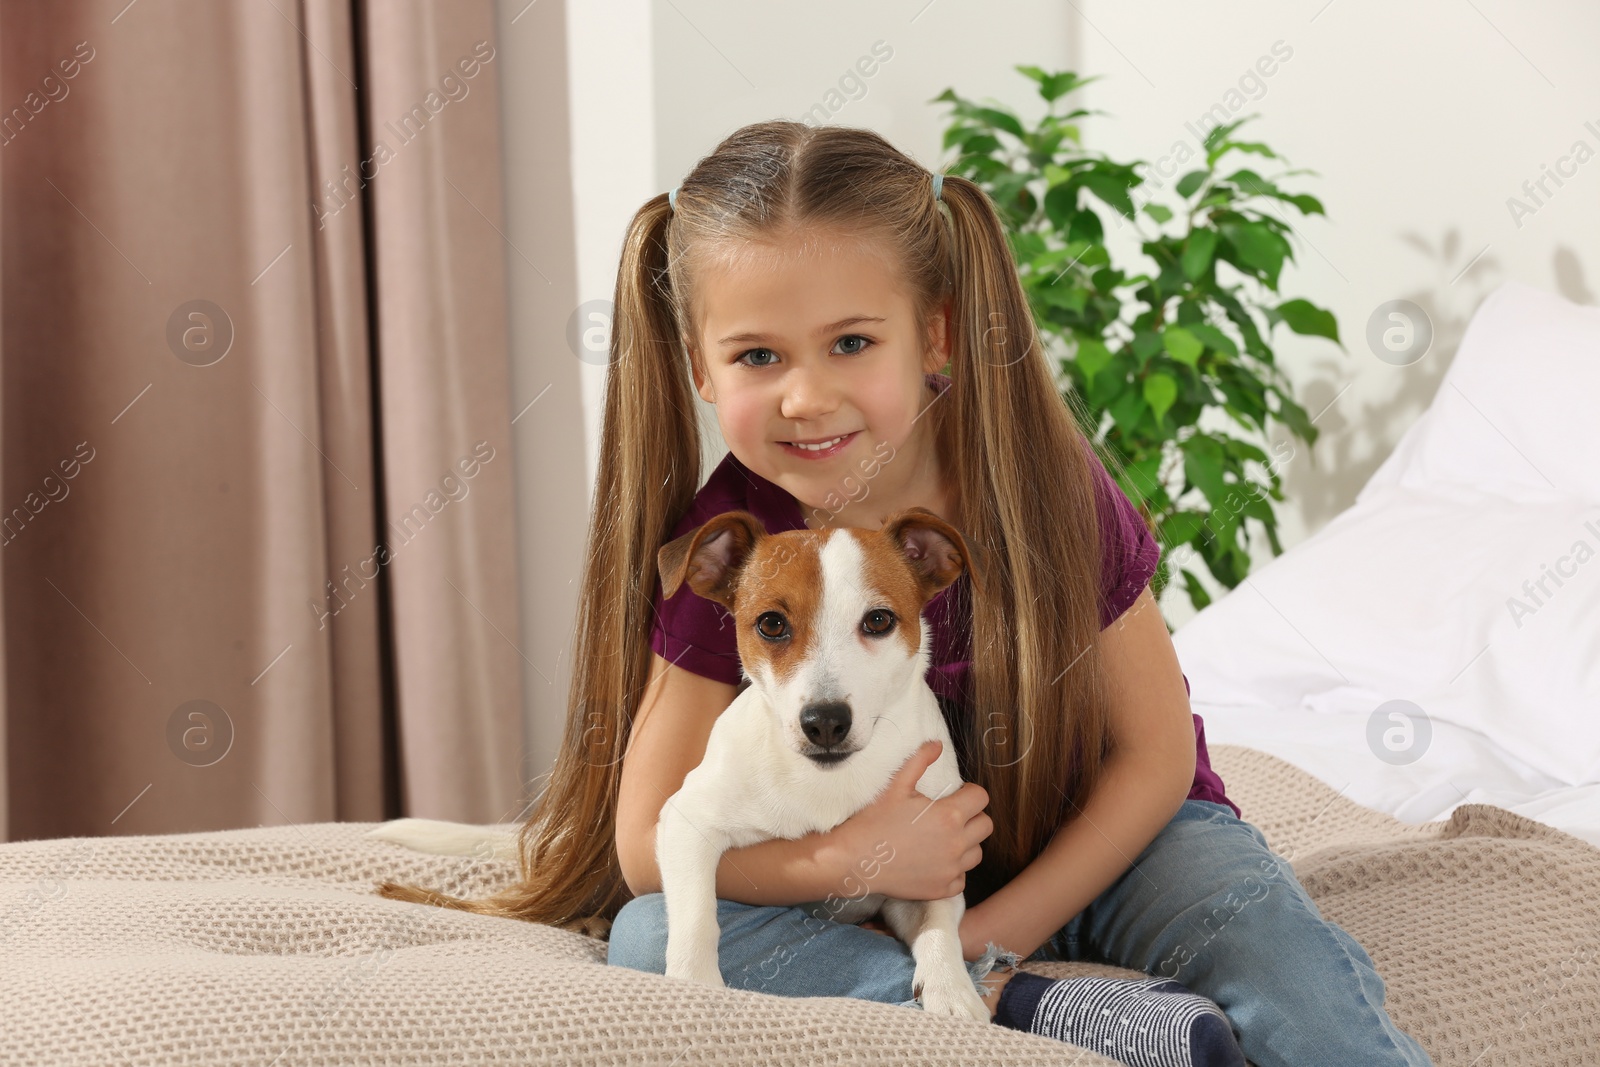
top-left (933, 67), bottom-right (1343, 616)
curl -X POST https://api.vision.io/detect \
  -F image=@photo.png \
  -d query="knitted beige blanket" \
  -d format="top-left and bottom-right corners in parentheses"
top-left (1, 744), bottom-right (1594, 1066)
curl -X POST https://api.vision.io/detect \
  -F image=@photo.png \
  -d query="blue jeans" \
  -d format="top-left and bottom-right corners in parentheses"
top-left (609, 799), bottom-right (1435, 1067)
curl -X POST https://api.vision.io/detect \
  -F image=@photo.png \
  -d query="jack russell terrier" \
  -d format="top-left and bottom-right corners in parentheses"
top-left (367, 505), bottom-right (991, 1021)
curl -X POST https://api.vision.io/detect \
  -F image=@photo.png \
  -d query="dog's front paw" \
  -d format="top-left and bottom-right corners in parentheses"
top-left (914, 965), bottom-right (991, 1023)
top-left (665, 955), bottom-right (726, 989)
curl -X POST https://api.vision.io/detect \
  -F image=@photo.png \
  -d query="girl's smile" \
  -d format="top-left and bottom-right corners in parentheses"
top-left (777, 430), bottom-right (860, 459)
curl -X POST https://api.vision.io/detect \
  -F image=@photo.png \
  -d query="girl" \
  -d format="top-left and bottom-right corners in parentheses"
top-left (378, 121), bottom-right (1433, 1067)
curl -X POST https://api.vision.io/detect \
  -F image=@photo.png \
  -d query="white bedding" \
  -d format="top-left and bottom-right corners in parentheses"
top-left (1171, 280), bottom-right (1600, 850)
top-left (1195, 701), bottom-right (1600, 849)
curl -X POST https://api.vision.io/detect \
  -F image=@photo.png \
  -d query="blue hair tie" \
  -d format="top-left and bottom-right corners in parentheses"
top-left (668, 186), bottom-right (680, 212)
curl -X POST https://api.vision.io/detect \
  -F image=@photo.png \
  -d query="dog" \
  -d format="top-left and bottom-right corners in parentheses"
top-left (648, 506), bottom-right (989, 1020)
top-left (364, 504), bottom-right (988, 1020)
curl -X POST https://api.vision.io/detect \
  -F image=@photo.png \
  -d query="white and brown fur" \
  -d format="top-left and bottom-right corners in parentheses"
top-left (367, 505), bottom-right (988, 1019)
top-left (645, 505), bottom-right (988, 1019)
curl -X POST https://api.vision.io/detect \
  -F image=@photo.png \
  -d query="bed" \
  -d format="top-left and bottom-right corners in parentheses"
top-left (2, 280), bottom-right (1595, 1065)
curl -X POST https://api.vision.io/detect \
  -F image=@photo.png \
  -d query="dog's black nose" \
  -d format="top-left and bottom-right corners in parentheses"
top-left (800, 701), bottom-right (852, 749)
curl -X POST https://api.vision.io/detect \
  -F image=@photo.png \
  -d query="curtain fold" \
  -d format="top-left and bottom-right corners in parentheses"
top-left (0, 0), bottom-right (523, 842)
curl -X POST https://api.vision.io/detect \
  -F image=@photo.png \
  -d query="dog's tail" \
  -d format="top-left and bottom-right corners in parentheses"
top-left (364, 818), bottom-right (615, 939)
top-left (366, 818), bottom-right (522, 913)
top-left (366, 817), bottom-right (519, 860)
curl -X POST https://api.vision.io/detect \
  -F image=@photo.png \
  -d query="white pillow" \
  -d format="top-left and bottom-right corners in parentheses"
top-left (1174, 281), bottom-right (1600, 785)
top-left (1358, 279), bottom-right (1600, 503)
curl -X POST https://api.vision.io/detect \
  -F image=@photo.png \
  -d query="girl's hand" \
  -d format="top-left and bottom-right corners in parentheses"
top-left (830, 739), bottom-right (992, 902)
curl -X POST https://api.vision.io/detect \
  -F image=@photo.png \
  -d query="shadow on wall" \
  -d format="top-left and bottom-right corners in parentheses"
top-left (1271, 236), bottom-right (1596, 534)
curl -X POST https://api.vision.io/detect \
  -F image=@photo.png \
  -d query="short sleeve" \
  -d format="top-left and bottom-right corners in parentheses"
top-left (1089, 441), bottom-right (1161, 629)
top-left (647, 511), bottom-right (745, 686)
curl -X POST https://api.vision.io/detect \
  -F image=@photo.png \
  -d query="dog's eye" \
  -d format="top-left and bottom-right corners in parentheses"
top-left (755, 612), bottom-right (789, 640)
top-left (862, 609), bottom-right (896, 636)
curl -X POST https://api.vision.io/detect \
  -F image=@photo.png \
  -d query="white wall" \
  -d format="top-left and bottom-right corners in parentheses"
top-left (497, 0), bottom-right (658, 785)
top-left (503, 0), bottom-right (1600, 773)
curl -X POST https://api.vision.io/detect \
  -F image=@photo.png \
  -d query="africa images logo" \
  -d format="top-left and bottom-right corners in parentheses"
top-left (1505, 516), bottom-right (1600, 630)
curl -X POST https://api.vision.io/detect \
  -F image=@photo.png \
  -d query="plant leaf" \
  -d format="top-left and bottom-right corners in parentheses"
top-left (1014, 67), bottom-right (1098, 102)
top-left (1221, 221), bottom-right (1288, 288)
top-left (1175, 170), bottom-right (1209, 198)
top-left (1163, 511), bottom-right (1208, 546)
top-left (1162, 326), bottom-right (1204, 366)
top-left (1080, 169), bottom-right (1137, 220)
top-left (1182, 435), bottom-right (1229, 501)
top-left (1107, 385), bottom-right (1148, 434)
top-left (1179, 568), bottom-right (1213, 611)
top-left (1043, 181), bottom-right (1079, 231)
top-left (1272, 298), bottom-right (1340, 344)
top-left (1144, 372), bottom-right (1178, 426)
top-left (1131, 330), bottom-right (1164, 364)
top-left (1285, 192), bottom-right (1325, 216)
top-left (1185, 322), bottom-right (1238, 358)
top-left (1180, 229), bottom-right (1217, 281)
top-left (1073, 336), bottom-right (1113, 383)
top-left (970, 105), bottom-right (1025, 139)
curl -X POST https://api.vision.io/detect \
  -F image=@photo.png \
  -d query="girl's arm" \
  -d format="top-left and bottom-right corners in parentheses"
top-left (960, 587), bottom-right (1198, 961)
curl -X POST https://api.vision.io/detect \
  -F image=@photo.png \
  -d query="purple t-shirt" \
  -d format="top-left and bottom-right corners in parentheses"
top-left (647, 371), bottom-right (1239, 818)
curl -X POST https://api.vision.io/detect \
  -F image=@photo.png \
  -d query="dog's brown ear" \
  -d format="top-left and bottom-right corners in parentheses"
top-left (879, 507), bottom-right (982, 601)
top-left (657, 510), bottom-right (767, 610)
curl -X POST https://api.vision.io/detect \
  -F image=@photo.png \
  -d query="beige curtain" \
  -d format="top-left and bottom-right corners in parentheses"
top-left (0, 0), bottom-right (524, 841)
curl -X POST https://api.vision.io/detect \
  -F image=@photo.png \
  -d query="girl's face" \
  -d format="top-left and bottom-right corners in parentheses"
top-left (688, 229), bottom-right (951, 527)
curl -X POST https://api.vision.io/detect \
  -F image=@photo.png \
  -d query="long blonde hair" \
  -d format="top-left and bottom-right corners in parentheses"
top-left (377, 120), bottom-right (1123, 925)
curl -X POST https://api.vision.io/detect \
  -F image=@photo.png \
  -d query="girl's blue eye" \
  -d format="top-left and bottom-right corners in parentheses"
top-left (734, 335), bottom-right (873, 368)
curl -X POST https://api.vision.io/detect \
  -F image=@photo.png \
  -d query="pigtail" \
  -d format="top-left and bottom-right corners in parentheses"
top-left (935, 174), bottom-right (1116, 909)
top-left (375, 192), bottom-right (701, 928)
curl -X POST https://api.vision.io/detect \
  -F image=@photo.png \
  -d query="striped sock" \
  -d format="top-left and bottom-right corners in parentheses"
top-left (993, 971), bottom-right (1245, 1067)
